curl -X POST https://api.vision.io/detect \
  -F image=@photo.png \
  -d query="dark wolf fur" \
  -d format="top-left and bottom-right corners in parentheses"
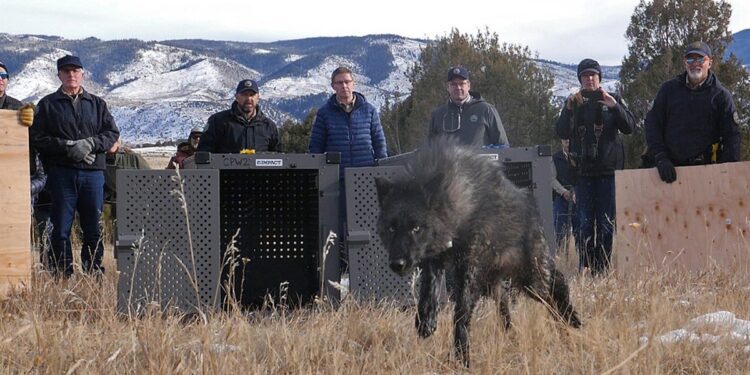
top-left (375, 137), bottom-right (581, 366)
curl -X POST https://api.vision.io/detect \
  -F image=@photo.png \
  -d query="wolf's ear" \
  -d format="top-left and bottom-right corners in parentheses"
top-left (374, 176), bottom-right (392, 200)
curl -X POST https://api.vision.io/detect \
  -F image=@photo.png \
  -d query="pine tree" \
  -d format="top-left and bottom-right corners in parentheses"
top-left (380, 29), bottom-right (557, 153)
top-left (619, 0), bottom-right (750, 166)
top-left (279, 108), bottom-right (317, 153)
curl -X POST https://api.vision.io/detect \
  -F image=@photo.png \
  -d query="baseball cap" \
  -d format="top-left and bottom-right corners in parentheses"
top-left (447, 66), bottom-right (470, 81)
top-left (57, 55), bottom-right (84, 70)
top-left (236, 79), bottom-right (259, 94)
top-left (684, 41), bottom-right (712, 58)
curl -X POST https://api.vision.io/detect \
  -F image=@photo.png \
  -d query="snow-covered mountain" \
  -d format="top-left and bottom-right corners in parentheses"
top-left (2, 32), bottom-right (613, 145)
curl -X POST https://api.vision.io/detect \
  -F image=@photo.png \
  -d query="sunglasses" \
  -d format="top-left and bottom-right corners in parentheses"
top-left (190, 134), bottom-right (201, 140)
top-left (0, 72), bottom-right (8, 79)
top-left (685, 56), bottom-right (706, 65)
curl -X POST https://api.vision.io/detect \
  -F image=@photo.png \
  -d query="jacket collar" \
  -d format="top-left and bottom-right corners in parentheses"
top-left (679, 70), bottom-right (715, 91)
top-left (53, 86), bottom-right (93, 101)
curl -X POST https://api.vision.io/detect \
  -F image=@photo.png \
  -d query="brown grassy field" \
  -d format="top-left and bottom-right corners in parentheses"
top-left (2, 242), bottom-right (750, 374)
top-left (3, 154), bottom-right (748, 373)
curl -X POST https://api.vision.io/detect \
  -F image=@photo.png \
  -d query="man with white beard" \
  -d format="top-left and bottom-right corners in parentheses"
top-left (645, 41), bottom-right (740, 184)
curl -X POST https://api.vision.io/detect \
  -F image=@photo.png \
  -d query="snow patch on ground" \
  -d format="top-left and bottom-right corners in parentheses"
top-left (640, 311), bottom-right (750, 352)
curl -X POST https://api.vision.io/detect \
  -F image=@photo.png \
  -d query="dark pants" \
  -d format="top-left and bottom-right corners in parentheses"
top-left (575, 175), bottom-right (615, 276)
top-left (32, 203), bottom-right (53, 266)
top-left (47, 165), bottom-right (105, 277)
top-left (553, 194), bottom-right (579, 255)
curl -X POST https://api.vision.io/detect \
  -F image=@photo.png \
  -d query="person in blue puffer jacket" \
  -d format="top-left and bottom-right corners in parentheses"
top-left (309, 66), bottom-right (388, 270)
top-left (309, 66), bottom-right (387, 171)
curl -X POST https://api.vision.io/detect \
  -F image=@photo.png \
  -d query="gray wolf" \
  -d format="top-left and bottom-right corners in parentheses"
top-left (375, 137), bottom-right (581, 366)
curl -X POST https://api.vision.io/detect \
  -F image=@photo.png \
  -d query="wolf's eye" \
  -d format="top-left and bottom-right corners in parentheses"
top-left (388, 226), bottom-right (395, 233)
top-left (411, 226), bottom-right (421, 234)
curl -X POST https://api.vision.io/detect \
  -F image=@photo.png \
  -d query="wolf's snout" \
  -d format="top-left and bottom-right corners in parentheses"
top-left (390, 258), bottom-right (409, 275)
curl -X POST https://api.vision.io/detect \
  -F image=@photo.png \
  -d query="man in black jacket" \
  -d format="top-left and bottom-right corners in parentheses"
top-left (30, 55), bottom-right (120, 277)
top-left (197, 79), bottom-right (281, 153)
top-left (555, 58), bottom-right (636, 275)
top-left (645, 41), bottom-right (740, 183)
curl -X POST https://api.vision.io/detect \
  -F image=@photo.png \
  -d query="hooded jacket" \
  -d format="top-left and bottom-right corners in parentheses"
top-left (428, 92), bottom-right (509, 147)
top-left (309, 92), bottom-right (387, 169)
top-left (197, 102), bottom-right (281, 153)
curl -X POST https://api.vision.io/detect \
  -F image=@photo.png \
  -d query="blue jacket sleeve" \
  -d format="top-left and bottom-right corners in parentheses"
top-left (370, 107), bottom-right (388, 159)
top-left (308, 109), bottom-right (327, 153)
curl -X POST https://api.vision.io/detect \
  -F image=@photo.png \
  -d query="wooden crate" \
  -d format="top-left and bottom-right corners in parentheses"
top-left (0, 110), bottom-right (31, 297)
top-left (615, 162), bottom-right (750, 273)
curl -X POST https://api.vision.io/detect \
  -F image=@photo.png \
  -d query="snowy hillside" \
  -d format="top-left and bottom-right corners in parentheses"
top-left (0, 32), bottom-right (626, 145)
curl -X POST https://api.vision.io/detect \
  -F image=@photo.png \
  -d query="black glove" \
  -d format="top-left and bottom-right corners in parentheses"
top-left (66, 138), bottom-right (95, 162)
top-left (655, 153), bottom-right (676, 183)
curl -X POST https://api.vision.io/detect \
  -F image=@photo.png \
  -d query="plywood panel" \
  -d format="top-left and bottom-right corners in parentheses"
top-left (615, 162), bottom-right (750, 273)
top-left (0, 110), bottom-right (31, 298)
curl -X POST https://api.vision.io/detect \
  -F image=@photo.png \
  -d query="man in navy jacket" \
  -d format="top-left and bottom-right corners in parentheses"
top-left (645, 41), bottom-right (740, 183)
top-left (30, 55), bottom-right (120, 277)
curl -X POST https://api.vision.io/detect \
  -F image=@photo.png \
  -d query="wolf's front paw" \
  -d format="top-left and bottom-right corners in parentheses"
top-left (416, 313), bottom-right (437, 338)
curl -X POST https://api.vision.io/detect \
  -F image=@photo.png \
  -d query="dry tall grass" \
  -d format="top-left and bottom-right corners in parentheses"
top-left (4, 154), bottom-right (747, 373)
top-left (2, 245), bottom-right (749, 374)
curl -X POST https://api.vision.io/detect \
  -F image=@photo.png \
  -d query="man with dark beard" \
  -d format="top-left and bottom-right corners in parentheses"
top-left (645, 41), bottom-right (740, 184)
top-left (198, 79), bottom-right (281, 153)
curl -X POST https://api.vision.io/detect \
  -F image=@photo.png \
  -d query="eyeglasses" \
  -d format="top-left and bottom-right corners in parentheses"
top-left (685, 56), bottom-right (706, 65)
top-left (0, 73), bottom-right (8, 79)
top-left (333, 79), bottom-right (353, 86)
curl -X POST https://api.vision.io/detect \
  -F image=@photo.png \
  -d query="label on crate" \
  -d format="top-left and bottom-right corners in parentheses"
top-left (255, 159), bottom-right (283, 167)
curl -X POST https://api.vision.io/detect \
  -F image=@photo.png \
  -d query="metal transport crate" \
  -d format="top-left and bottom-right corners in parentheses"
top-left (116, 153), bottom-right (341, 313)
top-left (345, 146), bottom-right (554, 304)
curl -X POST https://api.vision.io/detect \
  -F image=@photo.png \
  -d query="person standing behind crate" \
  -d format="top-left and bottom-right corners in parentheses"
top-left (555, 58), bottom-right (635, 276)
top-left (197, 79), bottom-right (281, 153)
top-left (644, 41), bottom-right (740, 184)
top-left (167, 125), bottom-right (203, 169)
top-left (308, 66), bottom-right (388, 268)
top-left (428, 66), bottom-right (509, 148)
top-left (552, 139), bottom-right (579, 255)
top-left (29, 55), bottom-right (120, 278)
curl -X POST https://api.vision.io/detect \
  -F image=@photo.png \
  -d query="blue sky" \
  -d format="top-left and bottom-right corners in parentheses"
top-left (4, 0), bottom-right (749, 65)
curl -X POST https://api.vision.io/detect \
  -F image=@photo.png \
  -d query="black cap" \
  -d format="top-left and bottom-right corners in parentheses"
top-left (236, 79), bottom-right (259, 94)
top-left (684, 41), bottom-right (712, 58)
top-left (577, 58), bottom-right (601, 81)
top-left (447, 66), bottom-right (469, 81)
top-left (57, 55), bottom-right (83, 70)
